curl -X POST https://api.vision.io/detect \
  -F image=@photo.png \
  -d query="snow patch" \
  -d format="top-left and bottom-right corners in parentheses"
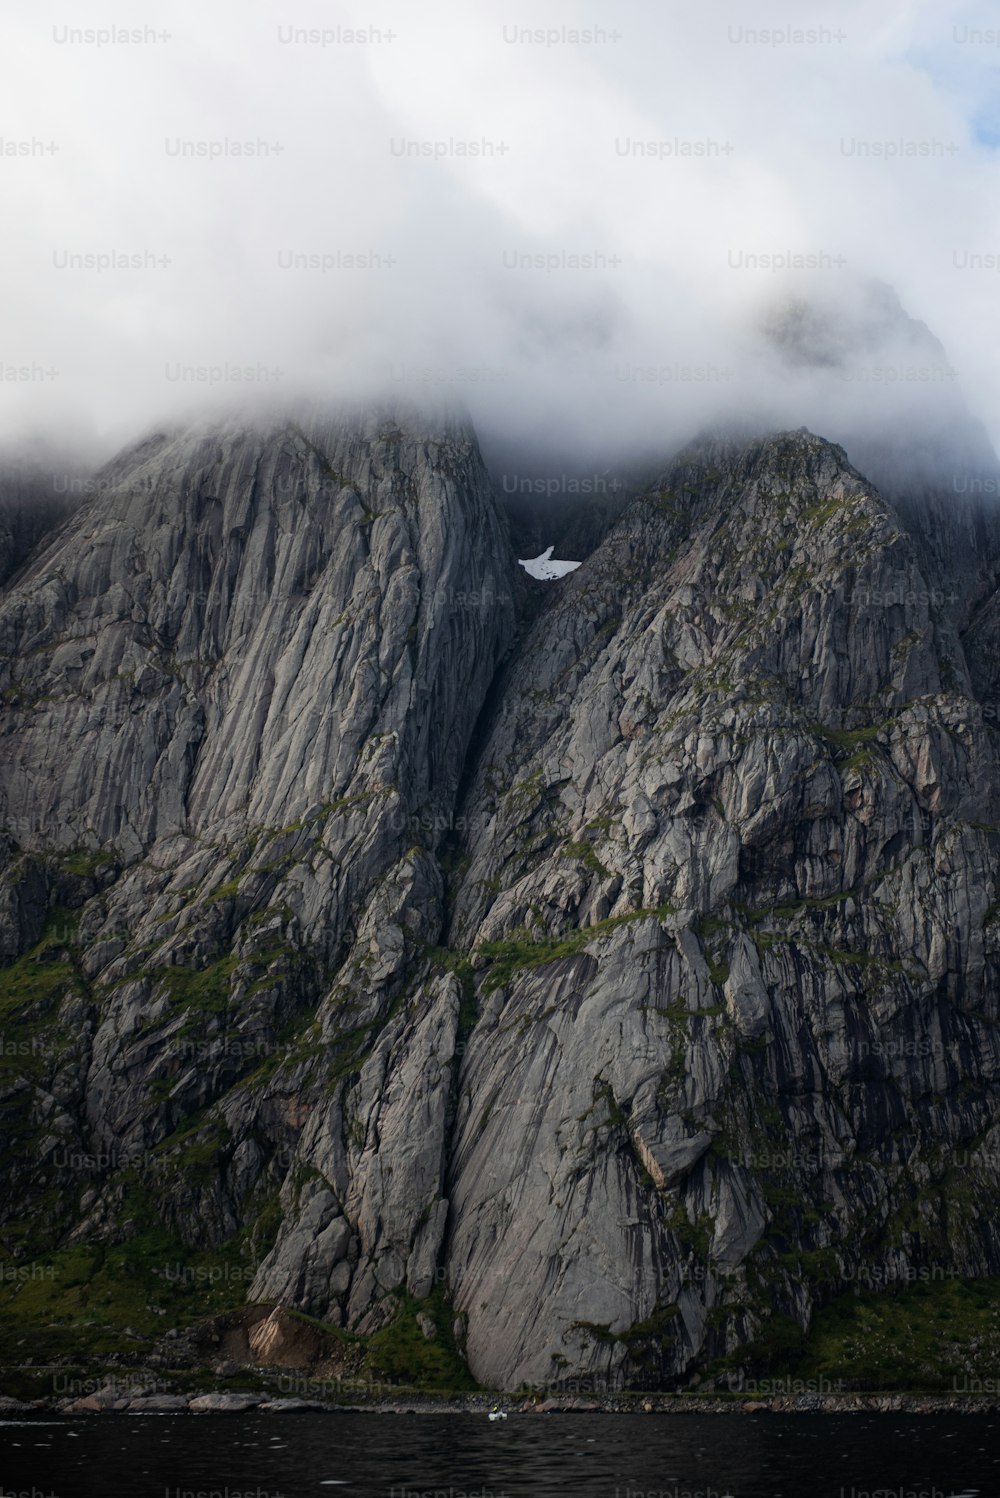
top-left (518, 545), bottom-right (582, 580)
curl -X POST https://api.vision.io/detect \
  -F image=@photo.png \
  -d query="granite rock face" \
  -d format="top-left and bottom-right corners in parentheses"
top-left (3, 404), bottom-right (1000, 1391)
top-left (0, 407), bottom-right (516, 1325)
top-left (442, 429), bottom-right (1000, 1386)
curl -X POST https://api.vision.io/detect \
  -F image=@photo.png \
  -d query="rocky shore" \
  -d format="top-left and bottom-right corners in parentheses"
top-left (3, 1389), bottom-right (1000, 1417)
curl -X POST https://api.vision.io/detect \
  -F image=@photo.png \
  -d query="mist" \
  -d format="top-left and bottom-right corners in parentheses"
top-left (2, 0), bottom-right (1000, 481)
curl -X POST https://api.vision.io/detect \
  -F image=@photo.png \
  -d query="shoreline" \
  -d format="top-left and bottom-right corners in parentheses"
top-left (4, 1390), bottom-right (1000, 1417)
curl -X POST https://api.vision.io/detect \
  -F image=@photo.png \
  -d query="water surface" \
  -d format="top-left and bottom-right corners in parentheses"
top-left (1, 1411), bottom-right (995, 1498)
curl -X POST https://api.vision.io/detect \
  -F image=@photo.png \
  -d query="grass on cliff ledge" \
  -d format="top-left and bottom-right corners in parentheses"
top-left (0, 909), bottom-right (85, 1030)
top-left (0, 1227), bottom-right (255, 1368)
top-left (361, 1286), bottom-right (477, 1391)
top-left (0, 1250), bottom-right (478, 1397)
top-left (763, 1276), bottom-right (1000, 1391)
top-left (474, 903), bottom-right (678, 995)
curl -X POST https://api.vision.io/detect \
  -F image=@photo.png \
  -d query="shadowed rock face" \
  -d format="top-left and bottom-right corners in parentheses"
top-left (0, 459), bottom-right (75, 588)
top-left (2, 405), bottom-right (1000, 1391)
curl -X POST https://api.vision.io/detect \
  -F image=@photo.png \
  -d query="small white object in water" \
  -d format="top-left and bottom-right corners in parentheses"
top-left (488, 1407), bottom-right (508, 1421)
top-left (518, 546), bottom-right (581, 581)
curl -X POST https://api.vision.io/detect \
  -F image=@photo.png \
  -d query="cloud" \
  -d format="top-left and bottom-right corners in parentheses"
top-left (2, 0), bottom-right (999, 473)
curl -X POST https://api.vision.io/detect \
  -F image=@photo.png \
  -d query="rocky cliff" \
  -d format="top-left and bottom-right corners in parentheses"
top-left (2, 401), bottom-right (1000, 1394)
top-left (443, 428), bottom-right (1000, 1386)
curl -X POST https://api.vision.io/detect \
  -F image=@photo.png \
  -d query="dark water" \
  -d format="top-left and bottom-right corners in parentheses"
top-left (1, 1412), bottom-right (996, 1498)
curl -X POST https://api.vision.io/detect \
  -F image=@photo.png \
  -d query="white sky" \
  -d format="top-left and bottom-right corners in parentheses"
top-left (2, 0), bottom-right (999, 464)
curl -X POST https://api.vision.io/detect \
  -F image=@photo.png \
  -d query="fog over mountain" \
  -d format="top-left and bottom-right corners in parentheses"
top-left (2, 0), bottom-right (1000, 471)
